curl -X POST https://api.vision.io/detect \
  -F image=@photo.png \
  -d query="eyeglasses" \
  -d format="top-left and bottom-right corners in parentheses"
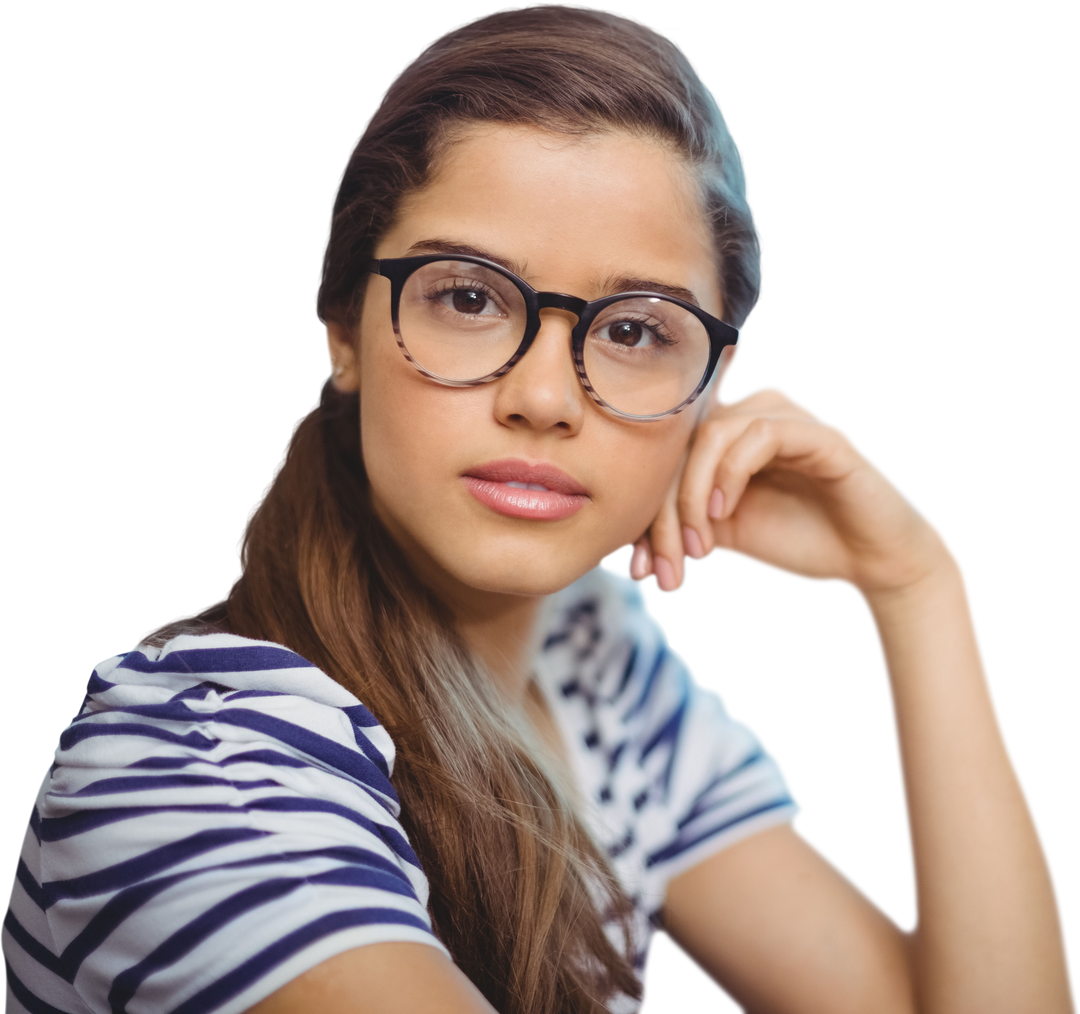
top-left (368, 255), bottom-right (738, 420)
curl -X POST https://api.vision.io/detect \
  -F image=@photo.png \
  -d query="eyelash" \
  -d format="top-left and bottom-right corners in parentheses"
top-left (425, 278), bottom-right (505, 311)
top-left (596, 312), bottom-right (677, 346)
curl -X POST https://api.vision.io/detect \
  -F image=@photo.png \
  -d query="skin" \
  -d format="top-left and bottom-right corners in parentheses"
top-left (341, 123), bottom-right (721, 699)
top-left (250, 125), bottom-right (1072, 1013)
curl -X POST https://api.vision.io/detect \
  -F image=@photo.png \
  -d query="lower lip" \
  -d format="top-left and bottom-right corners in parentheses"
top-left (462, 477), bottom-right (588, 521)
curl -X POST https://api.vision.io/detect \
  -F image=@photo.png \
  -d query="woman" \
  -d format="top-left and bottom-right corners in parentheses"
top-left (3, 7), bottom-right (1070, 1014)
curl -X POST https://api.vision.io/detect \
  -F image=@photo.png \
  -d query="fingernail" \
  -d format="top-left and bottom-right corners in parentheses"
top-left (707, 488), bottom-right (725, 519)
top-left (653, 556), bottom-right (677, 591)
top-left (630, 542), bottom-right (650, 580)
top-left (682, 526), bottom-right (704, 559)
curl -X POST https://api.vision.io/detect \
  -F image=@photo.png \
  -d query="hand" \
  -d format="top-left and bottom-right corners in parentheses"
top-left (630, 390), bottom-right (949, 595)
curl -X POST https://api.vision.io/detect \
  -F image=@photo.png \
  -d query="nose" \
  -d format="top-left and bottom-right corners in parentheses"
top-left (491, 308), bottom-right (586, 435)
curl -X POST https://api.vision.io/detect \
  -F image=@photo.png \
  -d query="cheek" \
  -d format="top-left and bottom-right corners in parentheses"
top-left (358, 320), bottom-right (456, 502)
top-left (639, 441), bottom-right (686, 506)
top-left (590, 422), bottom-right (690, 540)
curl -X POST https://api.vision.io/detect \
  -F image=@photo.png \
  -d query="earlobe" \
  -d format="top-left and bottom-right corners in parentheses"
top-left (326, 321), bottom-right (360, 392)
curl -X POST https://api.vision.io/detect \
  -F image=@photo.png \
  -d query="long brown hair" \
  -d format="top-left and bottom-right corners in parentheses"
top-left (164, 9), bottom-right (760, 1012)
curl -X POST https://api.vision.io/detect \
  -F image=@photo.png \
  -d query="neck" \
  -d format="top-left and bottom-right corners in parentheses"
top-left (373, 498), bottom-right (544, 704)
top-left (454, 592), bottom-right (544, 705)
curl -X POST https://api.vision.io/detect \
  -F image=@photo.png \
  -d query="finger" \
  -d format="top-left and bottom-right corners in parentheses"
top-left (712, 417), bottom-right (851, 520)
top-left (647, 474), bottom-right (685, 591)
top-left (629, 537), bottom-right (653, 581)
top-left (677, 413), bottom-right (761, 556)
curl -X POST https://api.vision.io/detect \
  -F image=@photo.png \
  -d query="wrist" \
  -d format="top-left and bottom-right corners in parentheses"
top-left (861, 545), bottom-right (963, 620)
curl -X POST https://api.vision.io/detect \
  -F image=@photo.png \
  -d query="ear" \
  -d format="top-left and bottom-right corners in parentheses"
top-left (326, 321), bottom-right (360, 392)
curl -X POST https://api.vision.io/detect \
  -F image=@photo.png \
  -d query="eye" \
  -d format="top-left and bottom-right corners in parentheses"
top-left (433, 282), bottom-right (506, 317)
top-left (596, 317), bottom-right (673, 348)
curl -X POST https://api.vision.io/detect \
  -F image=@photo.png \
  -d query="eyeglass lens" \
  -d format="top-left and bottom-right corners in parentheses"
top-left (397, 259), bottom-right (710, 417)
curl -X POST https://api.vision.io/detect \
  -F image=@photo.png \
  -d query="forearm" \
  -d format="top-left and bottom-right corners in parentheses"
top-left (866, 557), bottom-right (1071, 1014)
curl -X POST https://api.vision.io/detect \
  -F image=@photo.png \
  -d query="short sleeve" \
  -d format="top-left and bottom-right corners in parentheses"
top-left (637, 674), bottom-right (797, 890)
top-left (4, 636), bottom-right (446, 1014)
top-left (534, 570), bottom-right (796, 927)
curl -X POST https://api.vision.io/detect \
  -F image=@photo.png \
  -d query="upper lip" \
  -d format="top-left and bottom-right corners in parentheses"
top-left (463, 458), bottom-right (589, 497)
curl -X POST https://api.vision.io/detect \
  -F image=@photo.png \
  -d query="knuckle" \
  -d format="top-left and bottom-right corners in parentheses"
top-left (675, 489), bottom-right (698, 517)
top-left (745, 416), bottom-right (774, 442)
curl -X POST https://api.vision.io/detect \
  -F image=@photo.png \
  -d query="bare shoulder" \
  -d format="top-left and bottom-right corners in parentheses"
top-left (663, 825), bottom-right (914, 1014)
top-left (246, 942), bottom-right (496, 1014)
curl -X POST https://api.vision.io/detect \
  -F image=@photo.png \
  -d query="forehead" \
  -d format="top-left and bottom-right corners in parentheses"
top-left (384, 124), bottom-right (721, 314)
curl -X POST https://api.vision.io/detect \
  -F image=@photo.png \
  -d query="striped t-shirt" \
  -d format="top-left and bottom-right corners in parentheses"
top-left (4, 569), bottom-right (795, 1014)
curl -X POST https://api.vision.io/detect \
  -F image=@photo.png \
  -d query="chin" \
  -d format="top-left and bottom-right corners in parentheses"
top-left (438, 538), bottom-right (608, 599)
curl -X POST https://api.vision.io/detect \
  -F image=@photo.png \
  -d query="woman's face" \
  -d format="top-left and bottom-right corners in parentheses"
top-left (330, 123), bottom-right (722, 602)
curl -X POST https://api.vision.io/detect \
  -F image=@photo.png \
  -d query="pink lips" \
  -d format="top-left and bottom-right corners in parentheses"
top-left (462, 458), bottom-right (589, 521)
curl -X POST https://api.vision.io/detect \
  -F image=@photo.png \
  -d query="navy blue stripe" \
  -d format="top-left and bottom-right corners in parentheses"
top-left (77, 866), bottom-right (416, 1014)
top-left (41, 828), bottom-right (268, 907)
top-left (126, 749), bottom-right (311, 771)
top-left (217, 708), bottom-right (387, 788)
top-left (51, 837), bottom-right (412, 915)
top-left (222, 690), bottom-right (286, 701)
top-left (49, 848), bottom-right (417, 981)
top-left (118, 646), bottom-right (313, 676)
top-left (87, 671), bottom-right (116, 695)
top-left (245, 797), bottom-right (418, 867)
top-left (89, 702), bottom-right (238, 723)
top-left (645, 798), bottom-right (794, 867)
top-left (211, 710), bottom-right (396, 804)
top-left (308, 859), bottom-right (416, 894)
top-left (87, 704), bottom-right (396, 806)
top-left (16, 859), bottom-right (47, 910)
top-left (559, 677), bottom-right (580, 698)
top-left (341, 728), bottom-right (390, 779)
top-left (126, 756), bottom-right (204, 770)
top-left (341, 703), bottom-right (380, 729)
top-left (622, 644), bottom-right (669, 721)
top-left (607, 828), bottom-right (635, 859)
top-left (674, 750), bottom-right (766, 830)
top-left (218, 749), bottom-right (312, 769)
top-left (39, 796), bottom-right (407, 849)
top-left (220, 847), bottom-right (414, 892)
top-left (614, 644), bottom-right (638, 699)
top-left (3, 960), bottom-right (73, 1014)
top-left (166, 908), bottom-right (433, 1014)
top-left (613, 643), bottom-right (635, 704)
top-left (640, 696), bottom-right (688, 762)
top-left (38, 804), bottom-right (240, 842)
top-left (55, 774), bottom-right (279, 797)
top-left (639, 696), bottom-right (688, 795)
top-left (543, 629), bottom-right (570, 649)
top-left (3, 911), bottom-right (63, 978)
top-left (59, 722), bottom-right (218, 752)
top-left (107, 878), bottom-right (307, 1010)
top-left (29, 807), bottom-right (42, 844)
top-left (56, 870), bottom-right (210, 980)
top-left (674, 791), bottom-right (759, 837)
top-left (42, 798), bottom-right (416, 884)
top-left (607, 740), bottom-right (629, 773)
top-left (169, 683), bottom-right (234, 702)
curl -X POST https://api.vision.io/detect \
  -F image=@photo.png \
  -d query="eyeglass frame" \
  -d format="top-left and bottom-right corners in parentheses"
top-left (368, 254), bottom-right (739, 421)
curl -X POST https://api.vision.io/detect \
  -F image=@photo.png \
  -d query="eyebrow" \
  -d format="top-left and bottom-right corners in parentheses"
top-left (404, 238), bottom-right (701, 306)
top-left (405, 240), bottom-right (526, 276)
